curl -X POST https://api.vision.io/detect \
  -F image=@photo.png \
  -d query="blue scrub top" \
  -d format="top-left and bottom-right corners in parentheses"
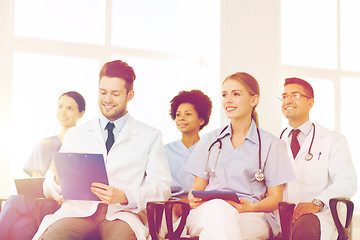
top-left (186, 120), bottom-right (295, 203)
top-left (23, 136), bottom-right (62, 176)
top-left (165, 140), bottom-right (196, 200)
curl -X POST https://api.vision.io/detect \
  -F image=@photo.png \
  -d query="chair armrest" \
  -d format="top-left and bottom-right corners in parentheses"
top-left (147, 201), bottom-right (166, 240)
top-left (278, 201), bottom-right (296, 240)
top-left (329, 198), bottom-right (354, 240)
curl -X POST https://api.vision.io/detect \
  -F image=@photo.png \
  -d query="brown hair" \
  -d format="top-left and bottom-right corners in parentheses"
top-left (60, 91), bottom-right (86, 113)
top-left (99, 60), bottom-right (136, 92)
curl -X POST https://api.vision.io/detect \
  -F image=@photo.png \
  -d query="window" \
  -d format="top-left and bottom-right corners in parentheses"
top-left (341, 0), bottom-right (360, 71)
top-left (281, 0), bottom-right (337, 70)
top-left (14, 0), bottom-right (106, 45)
top-left (341, 77), bottom-right (360, 191)
top-left (111, 0), bottom-right (181, 52)
top-left (9, 0), bottom-right (220, 182)
top-left (282, 0), bottom-right (360, 211)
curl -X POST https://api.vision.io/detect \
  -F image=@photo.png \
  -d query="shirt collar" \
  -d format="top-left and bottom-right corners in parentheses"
top-left (245, 120), bottom-right (259, 145)
top-left (287, 120), bottom-right (312, 137)
top-left (99, 112), bottom-right (129, 133)
top-left (220, 120), bottom-right (259, 145)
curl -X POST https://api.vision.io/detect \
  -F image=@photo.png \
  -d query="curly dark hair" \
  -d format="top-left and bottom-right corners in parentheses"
top-left (170, 90), bottom-right (212, 130)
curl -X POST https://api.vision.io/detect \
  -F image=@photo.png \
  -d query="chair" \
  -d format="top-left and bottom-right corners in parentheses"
top-left (148, 198), bottom-right (354, 240)
top-left (147, 200), bottom-right (283, 240)
top-left (147, 201), bottom-right (166, 240)
top-left (278, 198), bottom-right (354, 240)
top-left (329, 198), bottom-right (354, 240)
top-left (33, 198), bottom-right (60, 226)
top-left (0, 197), bottom-right (60, 224)
top-left (147, 201), bottom-right (197, 240)
top-left (278, 202), bottom-right (296, 240)
top-left (0, 196), bottom-right (59, 239)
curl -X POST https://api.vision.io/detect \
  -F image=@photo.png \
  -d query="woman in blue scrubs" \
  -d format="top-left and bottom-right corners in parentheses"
top-left (0, 91), bottom-right (85, 240)
top-left (165, 90), bottom-right (212, 204)
top-left (24, 91), bottom-right (86, 177)
top-left (186, 73), bottom-right (295, 240)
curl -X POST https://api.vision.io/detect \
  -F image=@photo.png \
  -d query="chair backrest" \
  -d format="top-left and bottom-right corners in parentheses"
top-left (278, 202), bottom-right (296, 240)
top-left (147, 201), bottom-right (165, 240)
top-left (164, 201), bottom-right (190, 240)
top-left (147, 200), bottom-right (196, 240)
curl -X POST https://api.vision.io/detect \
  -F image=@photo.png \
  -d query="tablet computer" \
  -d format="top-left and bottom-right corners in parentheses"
top-left (14, 177), bottom-right (46, 198)
top-left (192, 190), bottom-right (240, 203)
top-left (53, 152), bottom-right (109, 201)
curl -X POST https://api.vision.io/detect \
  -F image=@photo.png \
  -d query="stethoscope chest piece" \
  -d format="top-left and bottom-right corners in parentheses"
top-left (280, 123), bottom-right (316, 162)
top-left (255, 169), bottom-right (264, 181)
top-left (305, 153), bottom-right (313, 161)
top-left (205, 126), bottom-right (264, 182)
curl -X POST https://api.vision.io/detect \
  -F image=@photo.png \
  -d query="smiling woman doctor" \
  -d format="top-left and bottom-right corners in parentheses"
top-left (185, 72), bottom-right (295, 240)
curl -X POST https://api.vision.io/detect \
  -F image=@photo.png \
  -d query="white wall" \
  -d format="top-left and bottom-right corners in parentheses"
top-left (220, 0), bottom-right (282, 135)
top-left (0, 0), bottom-right (13, 198)
top-left (0, 0), bottom-right (283, 198)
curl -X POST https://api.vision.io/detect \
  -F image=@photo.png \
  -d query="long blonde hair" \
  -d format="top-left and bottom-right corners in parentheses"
top-left (223, 72), bottom-right (260, 127)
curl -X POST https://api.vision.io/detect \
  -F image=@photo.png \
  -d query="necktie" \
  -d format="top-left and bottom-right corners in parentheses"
top-left (106, 122), bottom-right (115, 153)
top-left (291, 129), bottom-right (301, 158)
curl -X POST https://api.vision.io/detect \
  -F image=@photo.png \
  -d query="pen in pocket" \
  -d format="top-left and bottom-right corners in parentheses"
top-left (317, 152), bottom-right (322, 160)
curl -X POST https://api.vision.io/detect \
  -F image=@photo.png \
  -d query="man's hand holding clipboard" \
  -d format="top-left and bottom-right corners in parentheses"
top-left (91, 183), bottom-right (128, 205)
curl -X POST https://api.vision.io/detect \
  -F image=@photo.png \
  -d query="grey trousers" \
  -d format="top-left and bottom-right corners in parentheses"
top-left (39, 203), bottom-right (137, 240)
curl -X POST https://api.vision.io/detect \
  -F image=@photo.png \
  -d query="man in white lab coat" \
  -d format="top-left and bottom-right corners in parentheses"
top-left (33, 60), bottom-right (172, 240)
top-left (279, 77), bottom-right (357, 240)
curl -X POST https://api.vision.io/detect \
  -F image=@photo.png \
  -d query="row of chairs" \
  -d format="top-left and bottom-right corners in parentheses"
top-left (147, 198), bottom-right (354, 240)
top-left (0, 197), bottom-right (354, 240)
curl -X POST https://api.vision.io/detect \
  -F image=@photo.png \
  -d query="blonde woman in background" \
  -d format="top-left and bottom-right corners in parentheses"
top-left (0, 91), bottom-right (85, 240)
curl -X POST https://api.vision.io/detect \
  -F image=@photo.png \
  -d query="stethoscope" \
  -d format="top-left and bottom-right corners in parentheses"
top-left (280, 123), bottom-right (315, 161)
top-left (204, 125), bottom-right (265, 182)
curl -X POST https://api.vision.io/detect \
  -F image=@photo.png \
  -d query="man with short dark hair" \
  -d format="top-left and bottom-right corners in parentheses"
top-left (34, 60), bottom-right (172, 240)
top-left (279, 77), bottom-right (357, 240)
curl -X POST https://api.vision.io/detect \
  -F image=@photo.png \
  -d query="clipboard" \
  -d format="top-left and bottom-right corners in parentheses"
top-left (53, 152), bottom-right (109, 201)
top-left (192, 190), bottom-right (240, 203)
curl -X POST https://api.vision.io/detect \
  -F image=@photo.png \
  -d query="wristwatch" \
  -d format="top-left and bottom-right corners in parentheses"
top-left (312, 199), bottom-right (324, 211)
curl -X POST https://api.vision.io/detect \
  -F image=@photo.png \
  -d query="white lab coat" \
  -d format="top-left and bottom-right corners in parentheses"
top-left (33, 115), bottom-right (172, 240)
top-left (281, 122), bottom-right (357, 240)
